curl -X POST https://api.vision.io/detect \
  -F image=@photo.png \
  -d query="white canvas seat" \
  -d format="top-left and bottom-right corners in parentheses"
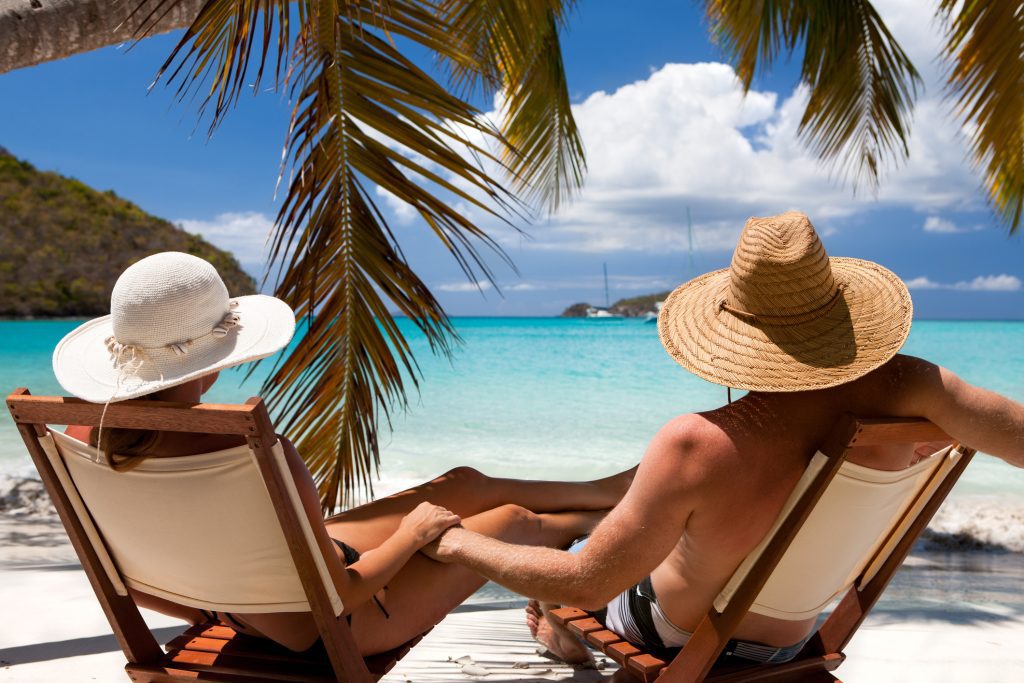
top-left (714, 445), bottom-right (964, 620)
top-left (42, 430), bottom-right (344, 615)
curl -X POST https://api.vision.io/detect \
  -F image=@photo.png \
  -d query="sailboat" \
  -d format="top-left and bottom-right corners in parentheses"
top-left (586, 263), bottom-right (621, 319)
top-left (646, 207), bottom-right (695, 324)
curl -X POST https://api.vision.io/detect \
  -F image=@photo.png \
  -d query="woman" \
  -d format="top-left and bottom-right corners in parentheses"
top-left (53, 252), bottom-right (631, 655)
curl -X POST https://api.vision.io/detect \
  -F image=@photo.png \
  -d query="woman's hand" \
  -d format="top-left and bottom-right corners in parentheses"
top-left (398, 502), bottom-right (461, 546)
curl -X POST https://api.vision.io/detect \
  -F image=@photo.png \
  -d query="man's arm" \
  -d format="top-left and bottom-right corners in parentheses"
top-left (424, 415), bottom-right (710, 609)
top-left (890, 355), bottom-right (1024, 466)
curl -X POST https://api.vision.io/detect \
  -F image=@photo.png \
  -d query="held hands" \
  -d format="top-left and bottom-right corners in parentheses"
top-left (420, 526), bottom-right (469, 563)
top-left (399, 501), bottom-right (461, 547)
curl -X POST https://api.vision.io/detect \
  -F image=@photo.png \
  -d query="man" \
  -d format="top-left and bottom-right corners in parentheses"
top-left (423, 211), bottom-right (1024, 666)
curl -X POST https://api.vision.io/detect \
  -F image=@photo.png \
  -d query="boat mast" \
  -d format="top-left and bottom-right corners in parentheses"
top-left (603, 262), bottom-right (610, 308)
top-left (687, 206), bottom-right (695, 277)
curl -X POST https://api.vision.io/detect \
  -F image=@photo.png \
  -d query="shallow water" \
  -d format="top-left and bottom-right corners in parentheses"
top-left (2, 318), bottom-right (1023, 549)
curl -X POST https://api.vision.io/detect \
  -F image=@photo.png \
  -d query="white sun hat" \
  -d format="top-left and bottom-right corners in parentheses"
top-left (53, 252), bottom-right (296, 403)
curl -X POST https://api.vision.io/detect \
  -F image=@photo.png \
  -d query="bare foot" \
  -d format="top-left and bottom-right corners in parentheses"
top-left (526, 600), bottom-right (594, 666)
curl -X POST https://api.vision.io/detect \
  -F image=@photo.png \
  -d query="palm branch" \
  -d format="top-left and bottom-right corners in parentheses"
top-left (704, 0), bottom-right (921, 188)
top-left (152, 0), bottom-right (585, 510)
top-left (939, 0), bottom-right (1024, 233)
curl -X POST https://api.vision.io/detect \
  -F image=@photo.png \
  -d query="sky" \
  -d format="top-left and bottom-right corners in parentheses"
top-left (1, 0), bottom-right (1022, 319)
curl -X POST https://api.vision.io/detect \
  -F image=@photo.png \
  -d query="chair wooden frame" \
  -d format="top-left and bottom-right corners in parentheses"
top-left (550, 414), bottom-right (976, 683)
top-left (7, 388), bottom-right (419, 683)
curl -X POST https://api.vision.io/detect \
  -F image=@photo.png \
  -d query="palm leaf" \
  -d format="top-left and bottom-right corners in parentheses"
top-left (939, 0), bottom-right (1024, 233)
top-left (439, 0), bottom-right (586, 211)
top-left (705, 0), bottom-right (921, 188)
top-left (155, 0), bottom-right (584, 511)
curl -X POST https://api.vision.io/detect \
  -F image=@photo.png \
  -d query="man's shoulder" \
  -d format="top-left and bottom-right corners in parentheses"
top-left (648, 413), bottom-right (738, 470)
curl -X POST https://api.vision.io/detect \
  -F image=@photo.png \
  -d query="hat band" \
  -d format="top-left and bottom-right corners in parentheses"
top-left (719, 285), bottom-right (844, 326)
top-left (105, 302), bottom-right (241, 365)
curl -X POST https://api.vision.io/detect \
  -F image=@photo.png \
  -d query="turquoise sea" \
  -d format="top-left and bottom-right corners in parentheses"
top-left (2, 318), bottom-right (1024, 548)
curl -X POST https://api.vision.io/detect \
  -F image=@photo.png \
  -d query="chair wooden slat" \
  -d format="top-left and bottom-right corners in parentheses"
top-left (548, 606), bottom-right (588, 625)
top-left (606, 640), bottom-right (644, 667)
top-left (7, 391), bottom-right (260, 435)
top-left (851, 418), bottom-right (950, 446)
top-left (585, 629), bottom-right (625, 648)
top-left (565, 617), bottom-right (606, 638)
top-left (627, 653), bottom-right (667, 682)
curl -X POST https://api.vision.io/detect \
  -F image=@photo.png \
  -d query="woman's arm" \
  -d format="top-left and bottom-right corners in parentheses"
top-left (339, 502), bottom-right (460, 613)
top-left (277, 436), bottom-right (459, 613)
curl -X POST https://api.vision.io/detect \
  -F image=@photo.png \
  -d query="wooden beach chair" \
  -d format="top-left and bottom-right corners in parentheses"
top-left (6, 388), bottom-right (420, 683)
top-left (550, 414), bottom-right (976, 682)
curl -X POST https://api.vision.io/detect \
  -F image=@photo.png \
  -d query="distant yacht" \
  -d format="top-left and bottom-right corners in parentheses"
top-left (643, 300), bottom-right (663, 323)
top-left (587, 306), bottom-right (620, 319)
top-left (587, 263), bottom-right (621, 319)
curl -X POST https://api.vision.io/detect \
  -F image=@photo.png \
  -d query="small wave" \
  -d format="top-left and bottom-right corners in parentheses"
top-left (5, 473), bottom-right (1024, 554)
top-left (920, 500), bottom-right (1024, 553)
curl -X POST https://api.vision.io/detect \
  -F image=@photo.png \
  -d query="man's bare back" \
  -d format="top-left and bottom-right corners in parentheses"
top-left (425, 352), bottom-right (1024, 655)
top-left (648, 354), bottom-right (954, 646)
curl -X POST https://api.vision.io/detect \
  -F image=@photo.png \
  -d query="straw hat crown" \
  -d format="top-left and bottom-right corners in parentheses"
top-left (658, 210), bottom-right (912, 392)
top-left (112, 253), bottom-right (230, 349)
top-left (724, 211), bottom-right (839, 325)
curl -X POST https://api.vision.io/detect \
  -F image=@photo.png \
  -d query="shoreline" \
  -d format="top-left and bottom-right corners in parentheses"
top-left (4, 471), bottom-right (1024, 556)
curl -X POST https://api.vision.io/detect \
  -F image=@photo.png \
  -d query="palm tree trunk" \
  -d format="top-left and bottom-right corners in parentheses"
top-left (0, 0), bottom-right (206, 74)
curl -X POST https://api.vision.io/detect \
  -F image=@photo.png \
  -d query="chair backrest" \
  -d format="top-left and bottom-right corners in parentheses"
top-left (8, 392), bottom-right (343, 617)
top-left (654, 414), bottom-right (975, 683)
top-left (713, 444), bottom-right (962, 619)
top-left (43, 430), bottom-right (343, 615)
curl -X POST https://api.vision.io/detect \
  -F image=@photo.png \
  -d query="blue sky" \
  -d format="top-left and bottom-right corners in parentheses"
top-left (1, 0), bottom-right (1022, 318)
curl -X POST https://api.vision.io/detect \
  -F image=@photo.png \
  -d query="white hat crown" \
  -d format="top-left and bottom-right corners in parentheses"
top-left (111, 253), bottom-right (232, 349)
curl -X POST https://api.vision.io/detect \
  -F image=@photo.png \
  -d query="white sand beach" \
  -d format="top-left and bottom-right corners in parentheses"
top-left (2, 514), bottom-right (1023, 683)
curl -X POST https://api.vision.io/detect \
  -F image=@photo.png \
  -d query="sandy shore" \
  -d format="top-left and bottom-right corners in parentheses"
top-left (2, 512), bottom-right (1023, 682)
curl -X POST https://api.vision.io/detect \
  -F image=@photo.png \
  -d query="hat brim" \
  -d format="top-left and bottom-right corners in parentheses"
top-left (657, 257), bottom-right (912, 392)
top-left (53, 295), bottom-right (296, 403)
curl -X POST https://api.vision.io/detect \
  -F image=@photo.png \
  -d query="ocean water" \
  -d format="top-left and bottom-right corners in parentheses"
top-left (2, 318), bottom-right (1024, 548)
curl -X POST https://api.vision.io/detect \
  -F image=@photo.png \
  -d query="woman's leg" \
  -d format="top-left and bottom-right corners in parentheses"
top-left (347, 504), bottom-right (603, 655)
top-left (327, 466), bottom-right (634, 553)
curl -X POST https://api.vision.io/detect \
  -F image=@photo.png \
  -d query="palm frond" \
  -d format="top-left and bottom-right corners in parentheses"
top-left (939, 0), bottom-right (1024, 234)
top-left (156, 0), bottom-right (584, 511)
top-left (705, 0), bottom-right (921, 188)
top-left (152, 0), bottom-right (294, 134)
top-left (439, 0), bottom-right (586, 211)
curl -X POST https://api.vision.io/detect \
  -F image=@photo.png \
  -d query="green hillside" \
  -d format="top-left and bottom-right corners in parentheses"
top-left (0, 147), bottom-right (255, 317)
top-left (561, 291), bottom-right (670, 317)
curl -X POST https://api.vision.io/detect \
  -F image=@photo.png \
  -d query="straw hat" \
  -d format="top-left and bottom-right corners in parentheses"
top-left (658, 211), bottom-right (911, 392)
top-left (53, 252), bottom-right (295, 403)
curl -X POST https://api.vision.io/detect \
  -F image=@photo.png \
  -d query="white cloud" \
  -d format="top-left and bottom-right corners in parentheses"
top-left (905, 276), bottom-right (942, 290)
top-left (175, 211), bottom-right (274, 274)
top-left (906, 274), bottom-right (1021, 292)
top-left (923, 216), bottom-right (981, 233)
top-left (436, 280), bottom-right (493, 293)
top-left (374, 186), bottom-right (418, 226)
top-left (954, 275), bottom-right (1022, 292)
top-left (441, 0), bottom-right (984, 255)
